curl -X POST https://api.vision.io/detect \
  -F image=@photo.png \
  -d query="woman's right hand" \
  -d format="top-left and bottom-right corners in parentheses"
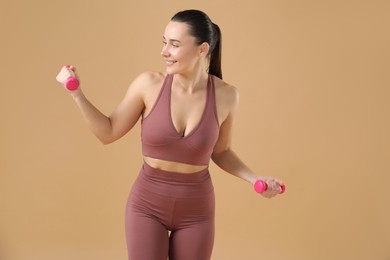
top-left (56, 65), bottom-right (81, 94)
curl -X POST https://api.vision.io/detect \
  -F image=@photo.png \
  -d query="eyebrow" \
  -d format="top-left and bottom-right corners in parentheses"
top-left (162, 36), bottom-right (181, 43)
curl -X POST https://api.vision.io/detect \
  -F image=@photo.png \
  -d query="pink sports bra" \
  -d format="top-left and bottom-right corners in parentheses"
top-left (141, 74), bottom-right (220, 166)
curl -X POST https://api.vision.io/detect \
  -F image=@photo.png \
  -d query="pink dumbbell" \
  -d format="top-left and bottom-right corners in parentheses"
top-left (65, 77), bottom-right (79, 91)
top-left (64, 65), bottom-right (79, 91)
top-left (254, 180), bottom-right (286, 194)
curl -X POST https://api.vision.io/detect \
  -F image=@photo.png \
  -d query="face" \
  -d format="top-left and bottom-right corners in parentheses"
top-left (161, 21), bottom-right (208, 75)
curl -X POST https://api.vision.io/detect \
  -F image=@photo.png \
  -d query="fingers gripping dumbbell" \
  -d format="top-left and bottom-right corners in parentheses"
top-left (64, 65), bottom-right (79, 91)
top-left (254, 180), bottom-right (286, 194)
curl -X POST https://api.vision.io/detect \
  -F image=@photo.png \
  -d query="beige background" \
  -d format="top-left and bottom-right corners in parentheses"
top-left (1, 0), bottom-right (389, 259)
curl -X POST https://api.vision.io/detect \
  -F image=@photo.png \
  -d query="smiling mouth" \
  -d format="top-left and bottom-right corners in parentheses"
top-left (165, 60), bottom-right (177, 65)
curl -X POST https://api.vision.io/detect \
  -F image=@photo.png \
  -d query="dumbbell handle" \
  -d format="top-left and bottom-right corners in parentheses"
top-left (254, 180), bottom-right (286, 194)
top-left (64, 65), bottom-right (79, 91)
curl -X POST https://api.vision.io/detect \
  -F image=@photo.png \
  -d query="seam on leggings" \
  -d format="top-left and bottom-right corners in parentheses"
top-left (169, 198), bottom-right (178, 230)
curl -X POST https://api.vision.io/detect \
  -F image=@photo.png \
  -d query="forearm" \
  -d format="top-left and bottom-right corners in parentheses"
top-left (71, 90), bottom-right (113, 144)
top-left (211, 149), bottom-right (258, 185)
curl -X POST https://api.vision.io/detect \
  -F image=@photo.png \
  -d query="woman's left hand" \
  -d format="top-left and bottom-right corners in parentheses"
top-left (253, 177), bottom-right (284, 199)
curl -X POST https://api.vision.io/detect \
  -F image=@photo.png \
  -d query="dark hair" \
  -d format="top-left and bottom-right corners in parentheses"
top-left (171, 10), bottom-right (222, 79)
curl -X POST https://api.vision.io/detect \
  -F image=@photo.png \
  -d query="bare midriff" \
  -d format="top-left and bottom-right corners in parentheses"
top-left (143, 156), bottom-right (208, 173)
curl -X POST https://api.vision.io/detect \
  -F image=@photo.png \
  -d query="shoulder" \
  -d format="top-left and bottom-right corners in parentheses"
top-left (126, 71), bottom-right (166, 97)
top-left (132, 71), bottom-right (166, 89)
top-left (212, 76), bottom-right (239, 108)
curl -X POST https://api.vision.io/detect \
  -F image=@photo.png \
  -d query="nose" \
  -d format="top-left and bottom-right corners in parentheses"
top-left (161, 45), bottom-right (170, 57)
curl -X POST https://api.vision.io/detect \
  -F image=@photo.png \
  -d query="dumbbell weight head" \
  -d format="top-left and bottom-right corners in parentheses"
top-left (65, 77), bottom-right (79, 91)
top-left (63, 65), bottom-right (79, 91)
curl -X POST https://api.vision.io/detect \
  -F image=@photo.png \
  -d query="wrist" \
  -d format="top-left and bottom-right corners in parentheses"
top-left (70, 88), bottom-right (84, 101)
top-left (246, 174), bottom-right (259, 185)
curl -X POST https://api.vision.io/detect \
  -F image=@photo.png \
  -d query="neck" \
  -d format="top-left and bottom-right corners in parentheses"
top-left (174, 68), bottom-right (209, 93)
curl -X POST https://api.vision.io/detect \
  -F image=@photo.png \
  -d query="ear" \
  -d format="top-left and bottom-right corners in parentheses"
top-left (198, 42), bottom-right (210, 57)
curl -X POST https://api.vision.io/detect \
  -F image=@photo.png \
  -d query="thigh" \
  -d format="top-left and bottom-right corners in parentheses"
top-left (168, 189), bottom-right (215, 260)
top-left (125, 193), bottom-right (169, 260)
top-left (169, 221), bottom-right (215, 260)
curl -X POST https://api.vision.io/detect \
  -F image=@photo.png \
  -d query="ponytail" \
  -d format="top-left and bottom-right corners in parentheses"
top-left (209, 23), bottom-right (222, 79)
top-left (171, 10), bottom-right (223, 79)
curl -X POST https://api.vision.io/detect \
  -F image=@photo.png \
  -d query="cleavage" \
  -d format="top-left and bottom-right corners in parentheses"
top-left (170, 84), bottom-right (208, 137)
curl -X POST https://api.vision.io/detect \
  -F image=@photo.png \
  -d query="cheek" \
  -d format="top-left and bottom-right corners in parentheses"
top-left (177, 48), bottom-right (198, 62)
top-left (170, 49), bottom-right (181, 58)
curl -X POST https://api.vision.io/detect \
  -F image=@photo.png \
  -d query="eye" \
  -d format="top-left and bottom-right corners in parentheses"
top-left (171, 43), bottom-right (179, 48)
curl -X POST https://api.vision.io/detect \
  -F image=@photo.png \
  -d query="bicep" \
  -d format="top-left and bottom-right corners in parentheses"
top-left (212, 114), bottom-right (234, 155)
top-left (107, 74), bottom-right (148, 141)
top-left (212, 87), bottom-right (240, 155)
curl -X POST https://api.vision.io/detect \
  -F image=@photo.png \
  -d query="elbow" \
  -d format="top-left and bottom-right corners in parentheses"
top-left (211, 148), bottom-right (230, 162)
top-left (97, 135), bottom-right (115, 145)
top-left (98, 118), bottom-right (116, 145)
top-left (96, 126), bottom-right (116, 145)
top-left (101, 138), bottom-right (116, 145)
top-left (100, 139), bottom-right (112, 145)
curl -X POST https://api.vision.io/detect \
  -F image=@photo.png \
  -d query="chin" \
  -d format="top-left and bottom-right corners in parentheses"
top-left (165, 67), bottom-right (180, 75)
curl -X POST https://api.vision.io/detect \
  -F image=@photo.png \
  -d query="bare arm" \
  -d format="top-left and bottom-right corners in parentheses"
top-left (211, 87), bottom-right (257, 184)
top-left (211, 85), bottom-right (282, 198)
top-left (56, 66), bottom-right (152, 144)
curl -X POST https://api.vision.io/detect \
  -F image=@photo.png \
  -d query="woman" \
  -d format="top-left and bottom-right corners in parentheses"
top-left (56, 9), bottom-right (284, 260)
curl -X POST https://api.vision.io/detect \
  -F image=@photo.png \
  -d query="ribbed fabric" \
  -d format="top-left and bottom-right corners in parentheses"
top-left (125, 163), bottom-right (215, 260)
top-left (141, 74), bottom-right (220, 165)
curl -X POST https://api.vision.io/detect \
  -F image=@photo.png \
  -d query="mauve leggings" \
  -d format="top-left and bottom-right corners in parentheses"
top-left (125, 163), bottom-right (215, 260)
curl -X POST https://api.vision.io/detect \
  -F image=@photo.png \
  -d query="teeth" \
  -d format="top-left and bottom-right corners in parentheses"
top-left (166, 60), bottom-right (176, 65)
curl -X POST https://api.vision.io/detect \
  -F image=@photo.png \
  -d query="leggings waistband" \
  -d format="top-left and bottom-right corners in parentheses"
top-left (133, 163), bottom-right (214, 198)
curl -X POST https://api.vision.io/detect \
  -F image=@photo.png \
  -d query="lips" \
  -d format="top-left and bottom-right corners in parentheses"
top-left (165, 60), bottom-right (177, 65)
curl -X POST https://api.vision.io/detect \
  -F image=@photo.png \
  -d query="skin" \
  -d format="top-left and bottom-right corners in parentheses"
top-left (56, 21), bottom-right (283, 198)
